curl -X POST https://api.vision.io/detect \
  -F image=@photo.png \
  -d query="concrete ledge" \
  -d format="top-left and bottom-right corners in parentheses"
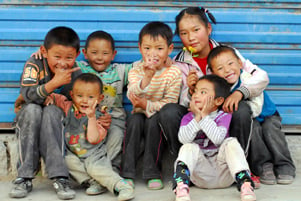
top-left (0, 134), bottom-right (300, 179)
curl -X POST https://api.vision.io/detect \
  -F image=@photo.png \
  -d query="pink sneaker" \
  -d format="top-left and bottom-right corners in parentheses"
top-left (240, 182), bottom-right (256, 201)
top-left (174, 182), bottom-right (191, 201)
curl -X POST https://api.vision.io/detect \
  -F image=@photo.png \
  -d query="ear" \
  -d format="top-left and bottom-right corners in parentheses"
top-left (98, 94), bottom-right (104, 104)
top-left (214, 97), bottom-right (225, 107)
top-left (40, 46), bottom-right (47, 58)
top-left (207, 23), bottom-right (212, 36)
top-left (138, 43), bottom-right (142, 54)
top-left (168, 43), bottom-right (174, 55)
top-left (70, 90), bottom-right (74, 99)
top-left (82, 48), bottom-right (88, 60)
top-left (238, 58), bottom-right (243, 69)
top-left (111, 50), bottom-right (117, 61)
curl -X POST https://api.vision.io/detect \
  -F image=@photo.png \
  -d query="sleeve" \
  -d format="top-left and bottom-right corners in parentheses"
top-left (20, 58), bottom-right (49, 104)
top-left (145, 66), bottom-right (182, 117)
top-left (198, 113), bottom-right (232, 146)
top-left (127, 61), bottom-right (146, 97)
top-left (178, 112), bottom-right (202, 144)
top-left (235, 49), bottom-right (269, 99)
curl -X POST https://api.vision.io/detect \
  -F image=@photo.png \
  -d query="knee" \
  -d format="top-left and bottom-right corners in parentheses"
top-left (158, 103), bottom-right (182, 120)
top-left (21, 104), bottom-right (42, 122)
top-left (179, 143), bottom-right (197, 153)
top-left (232, 101), bottom-right (251, 120)
top-left (43, 105), bottom-right (63, 119)
top-left (223, 138), bottom-right (240, 149)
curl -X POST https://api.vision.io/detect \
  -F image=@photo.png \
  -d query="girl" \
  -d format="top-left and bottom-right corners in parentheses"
top-left (157, 7), bottom-right (269, 188)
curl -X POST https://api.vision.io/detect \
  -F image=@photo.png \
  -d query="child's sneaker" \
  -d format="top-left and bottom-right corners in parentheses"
top-left (174, 182), bottom-right (191, 201)
top-left (53, 178), bottom-right (76, 200)
top-left (85, 179), bottom-right (107, 195)
top-left (251, 173), bottom-right (261, 189)
top-left (115, 179), bottom-right (135, 201)
top-left (276, 175), bottom-right (294, 185)
top-left (240, 182), bottom-right (256, 201)
top-left (9, 178), bottom-right (33, 198)
top-left (259, 163), bottom-right (276, 185)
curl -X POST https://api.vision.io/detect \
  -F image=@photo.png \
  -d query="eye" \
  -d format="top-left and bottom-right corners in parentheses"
top-left (194, 28), bottom-right (200, 32)
top-left (89, 96), bottom-right (94, 99)
top-left (77, 94), bottom-right (82, 97)
top-left (180, 32), bottom-right (187, 36)
top-left (201, 91), bottom-right (206, 94)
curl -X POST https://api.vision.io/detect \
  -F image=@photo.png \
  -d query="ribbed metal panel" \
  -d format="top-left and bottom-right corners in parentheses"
top-left (0, 0), bottom-right (300, 126)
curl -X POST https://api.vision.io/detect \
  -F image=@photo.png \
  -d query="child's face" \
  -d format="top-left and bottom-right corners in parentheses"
top-left (192, 79), bottom-right (218, 111)
top-left (178, 14), bottom-right (212, 57)
top-left (83, 38), bottom-right (117, 72)
top-left (41, 44), bottom-right (79, 74)
top-left (210, 51), bottom-right (242, 85)
top-left (139, 34), bottom-right (173, 70)
top-left (71, 80), bottom-right (103, 114)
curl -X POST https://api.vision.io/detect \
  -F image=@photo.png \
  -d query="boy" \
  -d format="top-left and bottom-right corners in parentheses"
top-left (207, 45), bottom-right (295, 185)
top-left (78, 31), bottom-right (133, 173)
top-left (121, 21), bottom-right (182, 190)
top-left (44, 73), bottom-right (134, 201)
top-left (173, 75), bottom-right (256, 201)
top-left (9, 26), bottom-right (81, 200)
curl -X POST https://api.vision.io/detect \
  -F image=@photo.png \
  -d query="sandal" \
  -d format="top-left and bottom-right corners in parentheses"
top-left (147, 179), bottom-right (164, 190)
top-left (125, 179), bottom-right (135, 189)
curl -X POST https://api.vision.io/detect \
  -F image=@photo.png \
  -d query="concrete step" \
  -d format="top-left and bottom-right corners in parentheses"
top-left (0, 134), bottom-right (300, 178)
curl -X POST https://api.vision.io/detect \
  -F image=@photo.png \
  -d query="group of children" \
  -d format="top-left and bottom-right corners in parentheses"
top-left (9, 6), bottom-right (295, 201)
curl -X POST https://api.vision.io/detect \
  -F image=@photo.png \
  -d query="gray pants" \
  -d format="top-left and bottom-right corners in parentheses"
top-left (248, 113), bottom-right (296, 176)
top-left (15, 103), bottom-right (69, 179)
top-left (65, 146), bottom-right (122, 193)
top-left (106, 118), bottom-right (125, 171)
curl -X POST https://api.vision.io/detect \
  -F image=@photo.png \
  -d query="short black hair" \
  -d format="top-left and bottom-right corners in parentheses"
top-left (207, 45), bottom-right (240, 71)
top-left (198, 74), bottom-right (230, 100)
top-left (139, 21), bottom-right (173, 46)
top-left (73, 73), bottom-right (103, 93)
top-left (44, 26), bottom-right (80, 52)
top-left (85, 30), bottom-right (115, 51)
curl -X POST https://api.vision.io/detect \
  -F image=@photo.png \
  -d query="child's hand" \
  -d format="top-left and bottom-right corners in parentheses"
top-left (97, 112), bottom-right (112, 130)
top-left (44, 95), bottom-right (54, 106)
top-left (31, 48), bottom-right (43, 60)
top-left (143, 58), bottom-right (157, 78)
top-left (85, 100), bottom-right (98, 119)
top-left (128, 92), bottom-right (147, 110)
top-left (189, 98), bottom-right (202, 121)
top-left (201, 96), bottom-right (214, 117)
top-left (14, 94), bottom-right (25, 114)
top-left (187, 69), bottom-right (198, 95)
top-left (223, 91), bottom-right (243, 113)
top-left (52, 67), bottom-right (81, 86)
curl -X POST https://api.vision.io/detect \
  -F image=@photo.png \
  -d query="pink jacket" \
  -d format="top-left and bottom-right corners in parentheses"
top-left (174, 38), bottom-right (269, 107)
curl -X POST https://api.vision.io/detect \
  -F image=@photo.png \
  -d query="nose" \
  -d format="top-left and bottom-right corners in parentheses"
top-left (57, 59), bottom-right (67, 68)
top-left (188, 32), bottom-right (195, 41)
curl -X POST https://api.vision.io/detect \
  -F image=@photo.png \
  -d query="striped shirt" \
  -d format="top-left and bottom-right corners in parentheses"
top-left (127, 61), bottom-right (182, 117)
top-left (178, 110), bottom-right (232, 156)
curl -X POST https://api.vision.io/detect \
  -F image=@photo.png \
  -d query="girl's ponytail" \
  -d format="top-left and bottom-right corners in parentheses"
top-left (200, 7), bottom-right (216, 24)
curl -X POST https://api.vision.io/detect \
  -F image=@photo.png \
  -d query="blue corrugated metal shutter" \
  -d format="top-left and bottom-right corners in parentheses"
top-left (0, 0), bottom-right (300, 130)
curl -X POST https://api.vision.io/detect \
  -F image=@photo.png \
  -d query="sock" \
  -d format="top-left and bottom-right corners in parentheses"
top-left (235, 170), bottom-right (254, 191)
top-left (172, 161), bottom-right (190, 190)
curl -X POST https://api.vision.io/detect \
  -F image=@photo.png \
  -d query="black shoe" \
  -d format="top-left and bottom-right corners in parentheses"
top-left (9, 178), bottom-right (33, 198)
top-left (53, 178), bottom-right (76, 200)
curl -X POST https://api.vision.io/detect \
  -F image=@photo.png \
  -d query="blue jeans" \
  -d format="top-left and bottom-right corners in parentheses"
top-left (15, 103), bottom-right (69, 179)
top-left (248, 113), bottom-right (296, 177)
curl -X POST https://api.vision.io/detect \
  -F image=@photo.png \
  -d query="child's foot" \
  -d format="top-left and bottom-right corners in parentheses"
top-left (174, 182), bottom-right (191, 201)
top-left (147, 179), bottom-right (164, 190)
top-left (250, 173), bottom-right (261, 189)
top-left (53, 178), bottom-right (76, 200)
top-left (276, 175), bottom-right (294, 185)
top-left (85, 179), bottom-right (107, 195)
top-left (115, 179), bottom-right (135, 201)
top-left (240, 182), bottom-right (256, 201)
top-left (259, 163), bottom-right (276, 185)
top-left (9, 178), bottom-right (33, 198)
